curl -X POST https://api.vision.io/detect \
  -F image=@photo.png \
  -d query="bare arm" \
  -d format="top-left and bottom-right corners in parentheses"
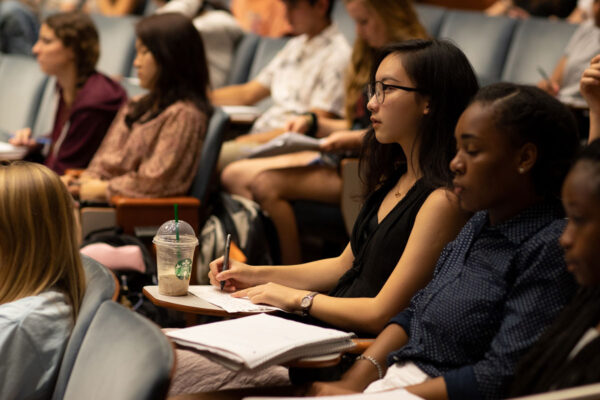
top-left (218, 189), bottom-right (468, 334)
top-left (309, 324), bottom-right (410, 395)
top-left (211, 81), bottom-right (270, 106)
top-left (285, 114), bottom-right (350, 137)
top-left (304, 189), bottom-right (468, 334)
top-left (209, 243), bottom-right (355, 293)
top-left (538, 56), bottom-right (566, 96)
top-left (580, 54), bottom-right (600, 143)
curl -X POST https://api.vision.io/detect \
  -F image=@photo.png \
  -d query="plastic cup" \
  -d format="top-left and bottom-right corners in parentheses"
top-left (153, 220), bottom-right (198, 296)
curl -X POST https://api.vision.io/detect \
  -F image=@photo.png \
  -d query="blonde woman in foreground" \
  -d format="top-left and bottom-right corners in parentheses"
top-left (0, 161), bottom-right (86, 399)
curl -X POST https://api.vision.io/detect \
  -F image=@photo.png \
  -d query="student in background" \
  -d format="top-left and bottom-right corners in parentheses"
top-left (213, 0), bottom-right (351, 166)
top-left (10, 11), bottom-right (127, 175)
top-left (63, 13), bottom-right (212, 202)
top-left (309, 83), bottom-right (579, 399)
top-left (510, 139), bottom-right (600, 396)
top-left (165, 39), bottom-right (479, 397)
top-left (0, 0), bottom-right (39, 55)
top-left (231, 0), bottom-right (292, 37)
top-left (155, 0), bottom-right (244, 88)
top-left (0, 161), bottom-right (86, 399)
top-left (580, 53), bottom-right (600, 142)
top-left (221, 0), bottom-right (428, 264)
top-left (537, 0), bottom-right (600, 106)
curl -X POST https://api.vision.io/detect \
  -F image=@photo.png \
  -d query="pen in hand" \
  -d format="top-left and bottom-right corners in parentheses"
top-left (537, 66), bottom-right (551, 82)
top-left (220, 233), bottom-right (232, 291)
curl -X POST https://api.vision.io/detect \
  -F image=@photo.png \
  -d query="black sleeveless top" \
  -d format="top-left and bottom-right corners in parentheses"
top-left (284, 174), bottom-right (433, 337)
top-left (328, 176), bottom-right (433, 299)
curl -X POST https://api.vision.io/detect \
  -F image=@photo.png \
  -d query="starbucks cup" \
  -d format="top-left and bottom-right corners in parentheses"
top-left (153, 220), bottom-right (198, 296)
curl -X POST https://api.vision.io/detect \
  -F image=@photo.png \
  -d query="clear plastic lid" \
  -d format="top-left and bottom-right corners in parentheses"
top-left (153, 220), bottom-right (199, 247)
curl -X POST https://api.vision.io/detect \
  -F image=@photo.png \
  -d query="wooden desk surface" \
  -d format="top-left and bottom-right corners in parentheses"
top-left (143, 286), bottom-right (272, 318)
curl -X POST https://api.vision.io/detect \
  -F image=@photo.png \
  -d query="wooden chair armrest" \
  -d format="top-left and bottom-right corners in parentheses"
top-left (347, 338), bottom-right (375, 354)
top-left (112, 196), bottom-right (200, 235)
top-left (64, 168), bottom-right (84, 177)
top-left (286, 338), bottom-right (374, 369)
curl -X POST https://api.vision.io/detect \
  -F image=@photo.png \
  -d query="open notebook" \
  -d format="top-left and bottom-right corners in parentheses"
top-left (245, 389), bottom-right (424, 400)
top-left (247, 132), bottom-right (324, 159)
top-left (166, 313), bottom-right (356, 371)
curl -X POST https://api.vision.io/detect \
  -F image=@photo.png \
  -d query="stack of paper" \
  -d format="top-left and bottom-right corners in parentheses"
top-left (245, 389), bottom-right (425, 400)
top-left (247, 132), bottom-right (323, 159)
top-left (166, 313), bottom-right (356, 371)
top-left (222, 105), bottom-right (262, 123)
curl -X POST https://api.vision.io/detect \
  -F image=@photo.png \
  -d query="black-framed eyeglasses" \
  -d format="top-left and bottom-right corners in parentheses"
top-left (367, 81), bottom-right (421, 104)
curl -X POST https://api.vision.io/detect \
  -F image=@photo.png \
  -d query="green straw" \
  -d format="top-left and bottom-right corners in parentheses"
top-left (174, 203), bottom-right (180, 242)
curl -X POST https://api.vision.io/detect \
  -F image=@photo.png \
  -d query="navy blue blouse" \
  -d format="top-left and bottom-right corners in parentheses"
top-left (388, 201), bottom-right (577, 399)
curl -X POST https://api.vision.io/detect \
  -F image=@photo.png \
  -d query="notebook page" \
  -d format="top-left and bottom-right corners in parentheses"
top-left (188, 285), bottom-right (281, 313)
top-left (166, 313), bottom-right (355, 369)
top-left (245, 388), bottom-right (424, 400)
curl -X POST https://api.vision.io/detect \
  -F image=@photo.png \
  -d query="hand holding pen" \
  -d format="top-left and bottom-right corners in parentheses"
top-left (537, 66), bottom-right (559, 96)
top-left (220, 234), bottom-right (232, 291)
top-left (8, 128), bottom-right (51, 149)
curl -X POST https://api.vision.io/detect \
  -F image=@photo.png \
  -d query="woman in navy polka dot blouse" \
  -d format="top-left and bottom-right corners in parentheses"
top-left (309, 83), bottom-right (580, 399)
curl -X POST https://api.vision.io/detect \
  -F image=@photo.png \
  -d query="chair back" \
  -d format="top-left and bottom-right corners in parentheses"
top-left (0, 54), bottom-right (47, 134)
top-left (332, 0), bottom-right (356, 44)
top-left (51, 255), bottom-right (118, 400)
top-left (226, 33), bottom-right (260, 85)
top-left (90, 14), bottom-right (139, 77)
top-left (501, 17), bottom-right (577, 85)
top-left (62, 301), bottom-right (174, 400)
top-left (189, 107), bottom-right (229, 205)
top-left (438, 10), bottom-right (517, 86)
top-left (415, 3), bottom-right (448, 38)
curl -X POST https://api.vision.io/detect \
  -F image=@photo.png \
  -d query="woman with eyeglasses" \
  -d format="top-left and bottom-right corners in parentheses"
top-left (166, 39), bottom-right (478, 395)
top-left (221, 0), bottom-right (428, 265)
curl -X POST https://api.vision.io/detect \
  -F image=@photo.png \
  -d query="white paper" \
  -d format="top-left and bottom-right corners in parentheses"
top-left (0, 141), bottom-right (27, 160)
top-left (245, 388), bottom-right (424, 400)
top-left (247, 132), bottom-right (324, 159)
top-left (221, 105), bottom-right (262, 122)
top-left (188, 285), bottom-right (282, 313)
top-left (166, 313), bottom-right (356, 370)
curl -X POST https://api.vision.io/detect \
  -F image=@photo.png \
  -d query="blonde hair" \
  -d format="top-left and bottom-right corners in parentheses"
top-left (343, 0), bottom-right (428, 122)
top-left (0, 162), bottom-right (85, 319)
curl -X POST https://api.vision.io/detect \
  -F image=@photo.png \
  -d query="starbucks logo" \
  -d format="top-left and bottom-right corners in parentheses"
top-left (175, 258), bottom-right (192, 280)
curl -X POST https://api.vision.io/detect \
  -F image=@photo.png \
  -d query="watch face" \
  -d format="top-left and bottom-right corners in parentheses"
top-left (301, 296), bottom-right (311, 308)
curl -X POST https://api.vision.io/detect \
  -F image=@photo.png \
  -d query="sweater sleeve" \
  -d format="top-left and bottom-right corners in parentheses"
top-left (106, 105), bottom-right (207, 198)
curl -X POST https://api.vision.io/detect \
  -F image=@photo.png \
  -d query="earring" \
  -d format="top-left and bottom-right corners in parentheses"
top-left (518, 167), bottom-right (525, 174)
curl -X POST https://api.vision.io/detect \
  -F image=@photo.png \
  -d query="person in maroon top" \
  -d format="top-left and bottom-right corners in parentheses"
top-left (10, 11), bottom-right (126, 175)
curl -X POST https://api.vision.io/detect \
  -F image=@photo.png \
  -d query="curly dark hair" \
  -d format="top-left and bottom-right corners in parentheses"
top-left (359, 39), bottom-right (479, 198)
top-left (44, 11), bottom-right (99, 87)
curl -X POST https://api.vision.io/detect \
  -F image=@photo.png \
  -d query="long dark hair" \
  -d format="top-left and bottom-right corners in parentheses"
top-left (359, 39), bottom-right (479, 198)
top-left (471, 83), bottom-right (579, 200)
top-left (125, 13), bottom-right (212, 127)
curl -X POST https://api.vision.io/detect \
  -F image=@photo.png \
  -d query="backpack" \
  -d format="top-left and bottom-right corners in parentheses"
top-left (196, 192), bottom-right (280, 284)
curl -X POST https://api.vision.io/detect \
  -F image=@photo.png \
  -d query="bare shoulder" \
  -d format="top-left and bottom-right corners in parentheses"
top-left (417, 188), bottom-right (470, 223)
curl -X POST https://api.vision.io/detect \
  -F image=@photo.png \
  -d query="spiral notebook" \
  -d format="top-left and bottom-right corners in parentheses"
top-left (166, 313), bottom-right (356, 371)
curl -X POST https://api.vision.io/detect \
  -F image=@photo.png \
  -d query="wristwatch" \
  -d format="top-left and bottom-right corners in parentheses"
top-left (300, 292), bottom-right (319, 317)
